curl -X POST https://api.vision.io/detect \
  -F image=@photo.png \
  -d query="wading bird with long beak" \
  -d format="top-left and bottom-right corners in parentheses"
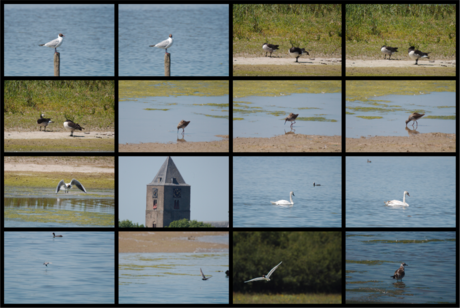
top-left (177, 120), bottom-right (190, 133)
top-left (405, 113), bottom-right (425, 128)
top-left (284, 113), bottom-right (299, 126)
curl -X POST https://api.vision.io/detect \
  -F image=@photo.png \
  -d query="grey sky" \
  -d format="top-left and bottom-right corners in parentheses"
top-left (119, 156), bottom-right (229, 225)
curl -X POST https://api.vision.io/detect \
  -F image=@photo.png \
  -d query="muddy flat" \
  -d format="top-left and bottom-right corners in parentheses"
top-left (234, 57), bottom-right (341, 66)
top-left (119, 140), bottom-right (229, 152)
top-left (346, 133), bottom-right (456, 152)
top-left (234, 135), bottom-right (341, 152)
top-left (119, 232), bottom-right (228, 253)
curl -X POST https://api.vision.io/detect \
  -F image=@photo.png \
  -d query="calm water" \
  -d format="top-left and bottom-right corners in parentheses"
top-left (119, 96), bottom-right (229, 144)
top-left (346, 157), bottom-right (455, 227)
top-left (346, 92), bottom-right (455, 137)
top-left (234, 93), bottom-right (341, 138)
top-left (119, 5), bottom-right (229, 76)
top-left (4, 232), bottom-right (114, 304)
top-left (233, 156), bottom-right (341, 227)
top-left (346, 232), bottom-right (456, 304)
top-left (4, 5), bottom-right (114, 76)
top-left (119, 252), bottom-right (229, 304)
top-left (4, 187), bottom-right (115, 227)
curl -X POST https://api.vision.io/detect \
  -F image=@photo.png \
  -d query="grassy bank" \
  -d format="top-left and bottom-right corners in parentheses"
top-left (4, 80), bottom-right (115, 131)
top-left (233, 293), bottom-right (341, 304)
top-left (346, 4), bottom-right (456, 59)
top-left (4, 138), bottom-right (114, 152)
top-left (233, 4), bottom-right (342, 58)
top-left (234, 65), bottom-right (341, 76)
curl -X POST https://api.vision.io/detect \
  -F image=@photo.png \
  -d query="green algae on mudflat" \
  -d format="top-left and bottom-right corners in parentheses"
top-left (144, 108), bottom-right (169, 111)
top-left (297, 117), bottom-right (337, 122)
top-left (233, 118), bottom-right (244, 121)
top-left (424, 115), bottom-right (456, 120)
top-left (4, 208), bottom-right (114, 226)
top-left (192, 103), bottom-right (229, 108)
top-left (233, 80), bottom-right (341, 98)
top-left (346, 106), bottom-right (403, 113)
top-left (119, 81), bottom-right (228, 101)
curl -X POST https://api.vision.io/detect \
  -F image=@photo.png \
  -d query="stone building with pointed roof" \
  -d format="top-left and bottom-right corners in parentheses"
top-left (146, 157), bottom-right (191, 228)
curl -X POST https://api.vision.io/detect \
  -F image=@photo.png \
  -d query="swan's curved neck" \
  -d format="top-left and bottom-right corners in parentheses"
top-left (402, 192), bottom-right (406, 203)
top-left (290, 193), bottom-right (293, 204)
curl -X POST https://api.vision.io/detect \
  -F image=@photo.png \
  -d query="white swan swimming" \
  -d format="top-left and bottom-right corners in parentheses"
top-left (385, 191), bottom-right (410, 206)
top-left (270, 192), bottom-right (294, 205)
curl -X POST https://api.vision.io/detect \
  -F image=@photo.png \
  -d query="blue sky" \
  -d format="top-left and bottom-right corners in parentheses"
top-left (119, 156), bottom-right (229, 225)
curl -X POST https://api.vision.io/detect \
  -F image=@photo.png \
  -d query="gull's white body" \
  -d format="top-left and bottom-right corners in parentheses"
top-left (271, 192), bottom-right (294, 205)
top-left (56, 179), bottom-right (87, 194)
top-left (39, 34), bottom-right (64, 53)
top-left (244, 261), bottom-right (282, 283)
top-left (385, 191), bottom-right (410, 206)
top-left (150, 34), bottom-right (173, 53)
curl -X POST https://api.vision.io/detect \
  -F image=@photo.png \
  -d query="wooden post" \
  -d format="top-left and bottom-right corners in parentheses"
top-left (54, 52), bottom-right (60, 76)
top-left (164, 53), bottom-right (170, 76)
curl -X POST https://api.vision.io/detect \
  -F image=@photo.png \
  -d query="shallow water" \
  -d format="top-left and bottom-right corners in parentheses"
top-left (4, 232), bottom-right (114, 304)
top-left (346, 231), bottom-right (456, 304)
top-left (119, 96), bottom-right (228, 144)
top-left (4, 187), bottom-right (114, 227)
top-left (346, 157), bottom-right (455, 227)
top-left (233, 156), bottom-right (341, 227)
top-left (119, 252), bottom-right (229, 304)
top-left (119, 5), bottom-right (229, 76)
top-left (346, 92), bottom-right (455, 137)
top-left (233, 93), bottom-right (341, 138)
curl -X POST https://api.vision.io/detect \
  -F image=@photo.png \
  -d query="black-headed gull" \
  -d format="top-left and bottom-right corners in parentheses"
top-left (391, 263), bottom-right (408, 281)
top-left (200, 268), bottom-right (211, 280)
top-left (39, 33), bottom-right (64, 53)
top-left (149, 34), bottom-right (173, 54)
top-left (52, 233), bottom-right (63, 237)
top-left (63, 119), bottom-right (84, 137)
top-left (244, 261), bottom-right (282, 283)
top-left (43, 262), bottom-right (52, 267)
top-left (37, 114), bottom-right (53, 131)
top-left (56, 179), bottom-right (87, 194)
top-left (408, 46), bottom-right (430, 65)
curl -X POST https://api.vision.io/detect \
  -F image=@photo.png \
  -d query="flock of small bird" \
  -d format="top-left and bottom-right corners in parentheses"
top-left (381, 45), bottom-right (431, 65)
top-left (36, 114), bottom-right (84, 137)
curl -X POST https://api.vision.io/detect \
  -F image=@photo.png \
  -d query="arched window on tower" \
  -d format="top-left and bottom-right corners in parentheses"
top-left (174, 200), bottom-right (180, 209)
top-left (153, 199), bottom-right (157, 209)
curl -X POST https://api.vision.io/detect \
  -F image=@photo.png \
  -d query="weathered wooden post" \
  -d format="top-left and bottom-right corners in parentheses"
top-left (54, 53), bottom-right (60, 76)
top-left (164, 53), bottom-right (170, 76)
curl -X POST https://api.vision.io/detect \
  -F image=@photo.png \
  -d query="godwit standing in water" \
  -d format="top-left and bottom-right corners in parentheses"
top-left (244, 261), bottom-right (282, 283)
top-left (262, 43), bottom-right (279, 57)
top-left (284, 113), bottom-right (299, 126)
top-left (405, 113), bottom-right (425, 128)
top-left (391, 263), bottom-right (408, 281)
top-left (381, 46), bottom-right (398, 59)
top-left (408, 46), bottom-right (430, 65)
top-left (37, 114), bottom-right (53, 131)
top-left (177, 120), bottom-right (190, 133)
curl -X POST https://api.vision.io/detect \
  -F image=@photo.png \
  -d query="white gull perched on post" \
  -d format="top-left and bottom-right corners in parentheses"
top-left (150, 34), bottom-right (174, 54)
top-left (39, 33), bottom-right (64, 53)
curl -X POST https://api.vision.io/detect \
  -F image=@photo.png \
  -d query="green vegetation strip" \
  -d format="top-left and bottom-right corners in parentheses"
top-left (233, 4), bottom-right (342, 58)
top-left (366, 238), bottom-right (455, 243)
top-left (346, 67), bottom-right (456, 77)
top-left (4, 172), bottom-right (114, 189)
top-left (4, 208), bottom-right (113, 227)
top-left (4, 80), bottom-right (114, 131)
top-left (233, 293), bottom-right (341, 304)
top-left (4, 139), bottom-right (114, 152)
top-left (356, 116), bottom-right (383, 120)
top-left (424, 115), bottom-right (455, 120)
top-left (234, 65), bottom-right (341, 77)
top-left (144, 108), bottom-right (169, 111)
top-left (297, 117), bottom-right (337, 122)
top-left (119, 81), bottom-right (228, 100)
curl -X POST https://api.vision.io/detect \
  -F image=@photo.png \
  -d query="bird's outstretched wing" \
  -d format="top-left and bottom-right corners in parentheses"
top-left (244, 277), bottom-right (265, 283)
top-left (56, 180), bottom-right (65, 194)
top-left (266, 261), bottom-right (282, 278)
top-left (71, 179), bottom-right (87, 193)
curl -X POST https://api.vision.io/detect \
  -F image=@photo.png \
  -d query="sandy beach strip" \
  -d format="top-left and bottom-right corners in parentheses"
top-left (4, 131), bottom-right (114, 140)
top-left (119, 232), bottom-right (229, 253)
top-left (233, 135), bottom-right (341, 152)
top-left (119, 140), bottom-right (229, 152)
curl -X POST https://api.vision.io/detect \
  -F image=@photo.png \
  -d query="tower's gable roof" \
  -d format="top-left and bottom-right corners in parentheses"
top-left (148, 157), bottom-right (189, 186)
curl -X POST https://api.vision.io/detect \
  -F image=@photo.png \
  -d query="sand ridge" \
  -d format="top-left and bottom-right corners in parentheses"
top-left (4, 131), bottom-right (115, 140)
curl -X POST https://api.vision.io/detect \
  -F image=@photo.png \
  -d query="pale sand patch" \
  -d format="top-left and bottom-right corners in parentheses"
top-left (119, 231), bottom-right (229, 253)
top-left (233, 57), bottom-right (341, 66)
top-left (4, 131), bottom-right (115, 140)
top-left (234, 135), bottom-right (341, 152)
top-left (119, 140), bottom-right (229, 152)
top-left (346, 59), bottom-right (456, 68)
top-left (346, 133), bottom-right (456, 152)
top-left (4, 163), bottom-right (114, 173)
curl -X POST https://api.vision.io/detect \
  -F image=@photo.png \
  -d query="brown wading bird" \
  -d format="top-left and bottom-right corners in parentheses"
top-left (284, 113), bottom-right (299, 126)
top-left (177, 120), bottom-right (190, 133)
top-left (405, 113), bottom-right (425, 128)
top-left (391, 263), bottom-right (408, 281)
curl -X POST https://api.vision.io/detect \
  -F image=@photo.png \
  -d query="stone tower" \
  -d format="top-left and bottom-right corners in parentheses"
top-left (146, 157), bottom-right (191, 228)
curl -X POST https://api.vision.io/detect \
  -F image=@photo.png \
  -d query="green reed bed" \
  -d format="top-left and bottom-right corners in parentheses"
top-left (4, 80), bottom-right (115, 131)
top-left (346, 4), bottom-right (456, 59)
top-left (233, 293), bottom-right (341, 304)
top-left (233, 4), bottom-right (342, 58)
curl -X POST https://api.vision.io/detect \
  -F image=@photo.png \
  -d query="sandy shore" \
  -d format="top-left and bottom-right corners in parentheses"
top-left (119, 140), bottom-right (229, 152)
top-left (233, 57), bottom-right (341, 66)
top-left (119, 232), bottom-right (229, 253)
top-left (346, 133), bottom-right (456, 152)
top-left (234, 135), bottom-right (341, 152)
top-left (346, 59), bottom-right (456, 68)
top-left (4, 156), bottom-right (114, 173)
top-left (4, 131), bottom-right (115, 140)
